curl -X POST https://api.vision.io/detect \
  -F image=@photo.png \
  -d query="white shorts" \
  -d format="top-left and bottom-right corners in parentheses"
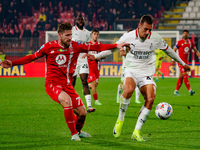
top-left (121, 68), bottom-right (125, 82)
top-left (124, 71), bottom-right (156, 89)
top-left (73, 62), bottom-right (89, 76)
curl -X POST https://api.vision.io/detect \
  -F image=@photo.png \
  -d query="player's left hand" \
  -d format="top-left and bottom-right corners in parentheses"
top-left (159, 57), bottom-right (163, 60)
top-left (84, 54), bottom-right (96, 61)
top-left (82, 53), bottom-right (87, 59)
top-left (183, 64), bottom-right (191, 72)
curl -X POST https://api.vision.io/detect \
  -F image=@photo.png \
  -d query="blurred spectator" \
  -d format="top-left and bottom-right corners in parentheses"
top-left (32, 28), bottom-right (39, 51)
top-left (0, 30), bottom-right (6, 48)
top-left (14, 28), bottom-right (21, 46)
top-left (85, 21), bottom-right (93, 30)
top-left (26, 0), bottom-right (33, 16)
top-left (22, 26), bottom-right (32, 52)
top-left (36, 19), bottom-right (45, 31)
top-left (107, 8), bottom-right (115, 27)
top-left (147, 6), bottom-right (154, 16)
top-left (50, 17), bottom-right (58, 30)
top-left (53, 6), bottom-right (59, 18)
top-left (0, 50), bottom-right (6, 62)
top-left (86, 3), bottom-right (95, 21)
top-left (44, 7), bottom-right (50, 22)
top-left (47, 10), bottom-right (55, 24)
top-left (6, 30), bottom-right (13, 38)
top-left (39, 12), bottom-right (47, 22)
top-left (52, 27), bottom-right (57, 31)
top-left (7, 1), bottom-right (15, 24)
top-left (0, 29), bottom-right (6, 39)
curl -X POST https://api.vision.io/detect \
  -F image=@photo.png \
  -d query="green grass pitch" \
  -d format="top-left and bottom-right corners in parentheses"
top-left (0, 77), bottom-right (200, 150)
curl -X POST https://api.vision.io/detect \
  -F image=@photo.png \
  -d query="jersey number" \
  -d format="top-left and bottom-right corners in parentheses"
top-left (82, 64), bottom-right (88, 68)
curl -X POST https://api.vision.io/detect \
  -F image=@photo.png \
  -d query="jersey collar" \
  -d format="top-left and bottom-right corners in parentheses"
top-left (136, 28), bottom-right (151, 41)
top-left (75, 25), bottom-right (85, 31)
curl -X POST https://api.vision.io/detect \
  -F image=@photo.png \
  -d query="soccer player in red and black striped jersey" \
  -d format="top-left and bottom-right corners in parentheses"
top-left (173, 30), bottom-right (200, 96)
top-left (1, 23), bottom-right (126, 141)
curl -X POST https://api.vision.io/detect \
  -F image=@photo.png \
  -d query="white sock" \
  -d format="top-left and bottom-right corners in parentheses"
top-left (135, 87), bottom-right (140, 101)
top-left (117, 84), bottom-right (123, 98)
top-left (135, 107), bottom-right (151, 130)
top-left (85, 94), bottom-right (91, 107)
top-left (118, 96), bottom-right (130, 121)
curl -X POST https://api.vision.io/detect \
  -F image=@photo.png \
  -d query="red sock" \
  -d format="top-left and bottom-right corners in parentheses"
top-left (64, 106), bottom-right (77, 135)
top-left (183, 75), bottom-right (191, 91)
top-left (75, 115), bottom-right (85, 133)
top-left (176, 77), bottom-right (183, 91)
top-left (93, 93), bottom-right (98, 101)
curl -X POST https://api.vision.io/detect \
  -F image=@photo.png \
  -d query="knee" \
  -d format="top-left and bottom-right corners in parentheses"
top-left (78, 110), bottom-right (87, 117)
top-left (146, 97), bottom-right (155, 105)
top-left (59, 99), bottom-right (72, 107)
top-left (81, 78), bottom-right (88, 85)
top-left (124, 86), bottom-right (134, 95)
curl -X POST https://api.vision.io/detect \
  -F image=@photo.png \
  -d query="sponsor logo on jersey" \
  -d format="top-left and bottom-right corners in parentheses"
top-left (184, 47), bottom-right (189, 52)
top-left (56, 54), bottom-right (66, 65)
top-left (146, 76), bottom-right (152, 80)
top-left (131, 50), bottom-right (152, 59)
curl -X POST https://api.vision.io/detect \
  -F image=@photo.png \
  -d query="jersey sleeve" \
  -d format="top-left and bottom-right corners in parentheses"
top-left (156, 34), bottom-right (168, 50)
top-left (175, 40), bottom-right (181, 49)
top-left (116, 33), bottom-right (128, 44)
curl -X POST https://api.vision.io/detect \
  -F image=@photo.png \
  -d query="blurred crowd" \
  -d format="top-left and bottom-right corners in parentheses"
top-left (0, 0), bottom-right (182, 40)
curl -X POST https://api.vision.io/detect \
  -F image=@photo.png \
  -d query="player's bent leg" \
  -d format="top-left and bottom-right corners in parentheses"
top-left (73, 106), bottom-right (91, 138)
top-left (122, 77), bottom-right (136, 99)
top-left (116, 81), bottom-right (123, 103)
top-left (113, 95), bottom-right (130, 138)
top-left (71, 75), bottom-right (77, 87)
top-left (132, 84), bottom-right (155, 141)
top-left (182, 74), bottom-right (195, 95)
top-left (58, 91), bottom-right (80, 141)
top-left (135, 87), bottom-right (141, 104)
top-left (90, 80), bottom-right (102, 105)
top-left (80, 73), bottom-right (90, 95)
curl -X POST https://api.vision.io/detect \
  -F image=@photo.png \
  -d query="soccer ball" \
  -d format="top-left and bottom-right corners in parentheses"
top-left (155, 102), bottom-right (173, 120)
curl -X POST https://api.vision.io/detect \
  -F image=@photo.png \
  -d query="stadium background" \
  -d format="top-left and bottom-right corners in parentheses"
top-left (0, 0), bottom-right (200, 77)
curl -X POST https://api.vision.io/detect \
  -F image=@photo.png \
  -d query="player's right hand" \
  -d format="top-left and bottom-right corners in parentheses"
top-left (183, 64), bottom-right (191, 72)
top-left (1, 60), bottom-right (12, 68)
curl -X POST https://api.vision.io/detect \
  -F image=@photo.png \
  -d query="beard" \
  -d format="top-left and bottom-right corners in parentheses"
top-left (76, 22), bottom-right (85, 30)
top-left (61, 39), bottom-right (70, 48)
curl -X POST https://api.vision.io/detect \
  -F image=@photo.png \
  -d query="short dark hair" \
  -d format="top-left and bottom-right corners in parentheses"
top-left (76, 14), bottom-right (84, 20)
top-left (127, 28), bottom-right (133, 33)
top-left (140, 15), bottom-right (154, 25)
top-left (57, 23), bottom-right (72, 33)
top-left (182, 30), bottom-right (189, 33)
top-left (91, 29), bottom-right (99, 34)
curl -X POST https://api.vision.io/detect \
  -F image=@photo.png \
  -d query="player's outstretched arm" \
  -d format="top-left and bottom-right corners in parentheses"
top-left (193, 47), bottom-right (200, 60)
top-left (1, 54), bottom-right (37, 68)
top-left (163, 47), bottom-right (186, 67)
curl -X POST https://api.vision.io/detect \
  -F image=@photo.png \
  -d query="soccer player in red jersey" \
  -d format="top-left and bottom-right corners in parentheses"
top-left (87, 29), bottom-right (102, 105)
top-left (0, 23), bottom-right (126, 141)
top-left (173, 30), bottom-right (200, 96)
